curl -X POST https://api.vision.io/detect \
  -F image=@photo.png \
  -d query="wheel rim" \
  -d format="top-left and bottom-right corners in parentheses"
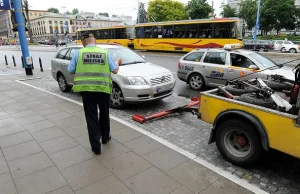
top-left (290, 49), bottom-right (296, 53)
top-left (58, 75), bottom-right (67, 90)
top-left (190, 75), bottom-right (202, 89)
top-left (259, 48), bottom-right (264, 52)
top-left (223, 129), bottom-right (252, 158)
top-left (110, 87), bottom-right (124, 107)
top-left (281, 48), bottom-right (286, 52)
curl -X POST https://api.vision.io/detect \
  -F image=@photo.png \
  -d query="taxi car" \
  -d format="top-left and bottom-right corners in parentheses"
top-left (51, 44), bottom-right (176, 109)
top-left (177, 47), bottom-right (294, 90)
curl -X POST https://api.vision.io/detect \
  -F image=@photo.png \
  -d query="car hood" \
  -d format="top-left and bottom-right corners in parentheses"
top-left (118, 62), bottom-right (171, 77)
top-left (265, 68), bottom-right (295, 81)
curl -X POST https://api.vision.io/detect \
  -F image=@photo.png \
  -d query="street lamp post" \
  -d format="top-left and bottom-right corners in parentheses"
top-left (62, 6), bottom-right (68, 46)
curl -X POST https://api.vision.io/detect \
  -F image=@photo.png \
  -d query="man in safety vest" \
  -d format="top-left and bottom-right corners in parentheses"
top-left (68, 32), bottom-right (122, 155)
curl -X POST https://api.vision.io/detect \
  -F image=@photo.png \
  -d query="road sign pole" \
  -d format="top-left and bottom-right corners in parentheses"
top-left (12, 0), bottom-right (33, 75)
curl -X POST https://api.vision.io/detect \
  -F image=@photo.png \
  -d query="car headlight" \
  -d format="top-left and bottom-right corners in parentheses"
top-left (127, 77), bottom-right (147, 85)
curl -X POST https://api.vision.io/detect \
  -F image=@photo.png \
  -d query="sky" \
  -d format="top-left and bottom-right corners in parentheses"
top-left (28, 0), bottom-right (224, 20)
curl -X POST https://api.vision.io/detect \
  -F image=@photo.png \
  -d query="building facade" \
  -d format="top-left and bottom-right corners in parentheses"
top-left (0, 9), bottom-right (50, 39)
top-left (30, 12), bottom-right (124, 41)
top-left (296, 0), bottom-right (300, 7)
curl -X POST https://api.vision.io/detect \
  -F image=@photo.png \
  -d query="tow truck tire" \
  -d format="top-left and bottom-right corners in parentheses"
top-left (263, 79), bottom-right (292, 91)
top-left (239, 93), bottom-right (275, 108)
top-left (215, 119), bottom-right (264, 167)
top-left (224, 85), bottom-right (255, 96)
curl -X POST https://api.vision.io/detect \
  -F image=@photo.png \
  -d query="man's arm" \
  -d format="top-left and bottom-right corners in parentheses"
top-left (68, 50), bottom-right (79, 74)
top-left (108, 53), bottom-right (122, 74)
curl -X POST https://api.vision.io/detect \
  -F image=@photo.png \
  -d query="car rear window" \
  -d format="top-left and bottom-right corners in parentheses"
top-left (203, 52), bottom-right (226, 65)
top-left (183, 52), bottom-right (205, 62)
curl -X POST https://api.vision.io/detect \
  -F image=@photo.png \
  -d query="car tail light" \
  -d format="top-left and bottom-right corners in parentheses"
top-left (178, 61), bottom-right (181, 69)
top-left (270, 44), bottom-right (273, 48)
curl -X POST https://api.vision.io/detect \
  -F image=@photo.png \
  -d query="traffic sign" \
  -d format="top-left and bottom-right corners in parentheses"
top-left (0, 0), bottom-right (11, 10)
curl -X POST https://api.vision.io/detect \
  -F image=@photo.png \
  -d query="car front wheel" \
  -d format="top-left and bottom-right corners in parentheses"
top-left (57, 73), bottom-right (72, 92)
top-left (110, 84), bottom-right (125, 109)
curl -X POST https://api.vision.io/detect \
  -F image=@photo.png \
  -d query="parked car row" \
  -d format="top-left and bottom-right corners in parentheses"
top-left (242, 39), bottom-right (300, 53)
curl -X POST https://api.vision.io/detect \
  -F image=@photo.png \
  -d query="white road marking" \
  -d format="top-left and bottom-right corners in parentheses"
top-left (16, 79), bottom-right (269, 194)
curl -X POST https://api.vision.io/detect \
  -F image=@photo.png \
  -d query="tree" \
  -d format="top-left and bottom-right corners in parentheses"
top-left (72, 8), bottom-right (79, 15)
top-left (220, 3), bottom-right (237, 18)
top-left (66, 11), bottom-right (71, 15)
top-left (99, 12), bottom-right (109, 17)
top-left (147, 0), bottom-right (188, 22)
top-left (238, 0), bottom-right (257, 30)
top-left (112, 14), bottom-right (118, 18)
top-left (137, 2), bottom-right (148, 23)
top-left (186, 0), bottom-right (212, 19)
top-left (48, 7), bottom-right (59, 14)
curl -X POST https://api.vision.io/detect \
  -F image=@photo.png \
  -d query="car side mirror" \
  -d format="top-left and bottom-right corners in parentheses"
top-left (249, 65), bottom-right (259, 70)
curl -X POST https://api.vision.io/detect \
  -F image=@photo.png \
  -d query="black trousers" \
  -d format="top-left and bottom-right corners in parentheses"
top-left (81, 91), bottom-right (110, 151)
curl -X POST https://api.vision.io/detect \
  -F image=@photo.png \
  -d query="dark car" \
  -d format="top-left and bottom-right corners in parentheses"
top-left (242, 39), bottom-right (274, 52)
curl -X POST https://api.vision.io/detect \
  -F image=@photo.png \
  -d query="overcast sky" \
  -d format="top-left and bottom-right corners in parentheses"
top-left (28, 0), bottom-right (224, 20)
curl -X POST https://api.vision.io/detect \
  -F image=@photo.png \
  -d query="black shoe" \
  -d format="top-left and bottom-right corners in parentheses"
top-left (91, 148), bottom-right (101, 155)
top-left (102, 136), bottom-right (111, 145)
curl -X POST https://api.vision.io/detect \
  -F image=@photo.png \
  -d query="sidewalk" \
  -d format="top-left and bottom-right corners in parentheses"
top-left (0, 70), bottom-right (258, 194)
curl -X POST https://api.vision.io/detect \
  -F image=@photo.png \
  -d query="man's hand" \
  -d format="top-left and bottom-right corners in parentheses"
top-left (70, 72), bottom-right (75, 75)
top-left (116, 58), bottom-right (123, 66)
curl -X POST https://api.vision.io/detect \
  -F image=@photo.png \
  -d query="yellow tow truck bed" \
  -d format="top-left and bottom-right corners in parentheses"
top-left (199, 88), bottom-right (300, 167)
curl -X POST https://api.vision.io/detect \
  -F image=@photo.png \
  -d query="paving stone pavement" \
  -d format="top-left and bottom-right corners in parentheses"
top-left (15, 65), bottom-right (300, 194)
top-left (0, 70), bottom-right (258, 194)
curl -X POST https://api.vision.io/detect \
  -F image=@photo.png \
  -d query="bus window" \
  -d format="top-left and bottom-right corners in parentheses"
top-left (186, 24), bottom-right (198, 38)
top-left (214, 22), bottom-right (231, 38)
top-left (162, 25), bottom-right (173, 38)
top-left (153, 26), bottom-right (163, 38)
top-left (135, 27), bottom-right (141, 38)
top-left (174, 24), bottom-right (185, 38)
top-left (115, 28), bottom-right (127, 39)
top-left (144, 26), bottom-right (153, 38)
top-left (199, 23), bottom-right (212, 38)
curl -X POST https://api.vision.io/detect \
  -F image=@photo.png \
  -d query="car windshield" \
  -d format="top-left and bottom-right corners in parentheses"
top-left (248, 52), bottom-right (280, 69)
top-left (106, 47), bottom-right (147, 66)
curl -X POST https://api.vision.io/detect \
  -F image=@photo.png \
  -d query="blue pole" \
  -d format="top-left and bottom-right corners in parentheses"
top-left (13, 0), bottom-right (33, 75)
top-left (253, 0), bottom-right (261, 40)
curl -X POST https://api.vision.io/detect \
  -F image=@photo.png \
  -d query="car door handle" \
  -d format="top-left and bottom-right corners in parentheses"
top-left (228, 69), bottom-right (234, 72)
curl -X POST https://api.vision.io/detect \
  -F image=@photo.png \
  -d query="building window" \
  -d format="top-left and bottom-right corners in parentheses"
top-left (50, 26), bottom-right (53, 34)
top-left (35, 13), bottom-right (37, 16)
top-left (60, 21), bottom-right (63, 24)
top-left (49, 21), bottom-right (52, 25)
top-left (39, 13), bottom-right (41, 16)
top-left (30, 13), bottom-right (32, 16)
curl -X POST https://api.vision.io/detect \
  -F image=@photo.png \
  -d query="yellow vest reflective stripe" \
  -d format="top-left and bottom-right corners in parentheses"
top-left (72, 46), bottom-right (112, 94)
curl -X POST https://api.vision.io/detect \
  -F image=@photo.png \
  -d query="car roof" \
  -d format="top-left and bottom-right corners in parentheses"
top-left (190, 48), bottom-right (256, 55)
top-left (61, 44), bottom-right (122, 50)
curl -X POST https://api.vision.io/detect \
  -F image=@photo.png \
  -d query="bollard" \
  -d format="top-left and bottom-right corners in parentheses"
top-left (21, 56), bottom-right (24, 68)
top-left (5, 55), bottom-right (8, 66)
top-left (12, 55), bottom-right (16, 67)
top-left (31, 56), bottom-right (34, 69)
top-left (39, 57), bottom-right (43, 72)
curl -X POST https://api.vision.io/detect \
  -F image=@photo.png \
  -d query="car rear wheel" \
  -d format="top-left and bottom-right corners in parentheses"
top-left (188, 73), bottom-right (205, 91)
top-left (259, 47), bottom-right (264, 52)
top-left (215, 119), bottom-right (264, 167)
top-left (57, 73), bottom-right (72, 92)
top-left (280, 47), bottom-right (286, 52)
top-left (289, 48), bottom-right (297, 53)
top-left (110, 84), bottom-right (125, 109)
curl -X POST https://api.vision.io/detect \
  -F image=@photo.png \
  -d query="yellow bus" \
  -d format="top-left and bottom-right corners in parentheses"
top-left (134, 17), bottom-right (243, 52)
top-left (76, 25), bottom-right (135, 48)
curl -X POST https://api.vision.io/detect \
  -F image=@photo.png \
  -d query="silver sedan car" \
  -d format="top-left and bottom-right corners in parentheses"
top-left (51, 44), bottom-right (176, 109)
top-left (177, 48), bottom-right (294, 90)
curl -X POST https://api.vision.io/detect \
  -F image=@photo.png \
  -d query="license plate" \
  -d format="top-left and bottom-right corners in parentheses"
top-left (156, 84), bottom-right (171, 93)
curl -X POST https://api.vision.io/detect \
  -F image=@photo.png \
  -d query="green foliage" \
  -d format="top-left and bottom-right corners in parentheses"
top-left (99, 13), bottom-right (109, 17)
top-left (186, 0), bottom-right (212, 19)
top-left (147, 0), bottom-right (188, 22)
top-left (239, 0), bottom-right (297, 34)
top-left (137, 2), bottom-right (148, 23)
top-left (72, 8), bottom-right (79, 15)
top-left (47, 7), bottom-right (59, 14)
top-left (220, 3), bottom-right (237, 18)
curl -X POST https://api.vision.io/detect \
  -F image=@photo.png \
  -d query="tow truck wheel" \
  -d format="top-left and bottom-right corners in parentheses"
top-left (215, 119), bottom-right (264, 167)
top-left (188, 73), bottom-right (205, 91)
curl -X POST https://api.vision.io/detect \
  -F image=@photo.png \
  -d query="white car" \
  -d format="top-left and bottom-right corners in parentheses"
top-left (273, 40), bottom-right (300, 53)
top-left (51, 44), bottom-right (176, 109)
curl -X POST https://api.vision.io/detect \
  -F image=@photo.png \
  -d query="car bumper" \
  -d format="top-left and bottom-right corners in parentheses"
top-left (177, 71), bottom-right (187, 82)
top-left (122, 81), bottom-right (176, 102)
